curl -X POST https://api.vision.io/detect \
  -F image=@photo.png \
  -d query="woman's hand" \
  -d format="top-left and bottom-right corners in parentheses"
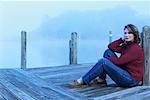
top-left (119, 38), bottom-right (126, 46)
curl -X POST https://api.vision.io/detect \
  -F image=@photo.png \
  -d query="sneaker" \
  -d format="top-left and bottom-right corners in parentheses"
top-left (90, 79), bottom-right (107, 86)
top-left (68, 80), bottom-right (86, 88)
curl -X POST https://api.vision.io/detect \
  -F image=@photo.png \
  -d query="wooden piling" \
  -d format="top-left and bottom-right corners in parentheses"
top-left (21, 31), bottom-right (27, 69)
top-left (69, 40), bottom-right (72, 64)
top-left (69, 32), bottom-right (77, 64)
top-left (109, 31), bottom-right (112, 43)
top-left (142, 26), bottom-right (150, 85)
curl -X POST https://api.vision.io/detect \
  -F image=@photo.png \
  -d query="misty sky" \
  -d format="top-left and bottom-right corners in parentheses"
top-left (0, 0), bottom-right (150, 68)
top-left (0, 0), bottom-right (149, 40)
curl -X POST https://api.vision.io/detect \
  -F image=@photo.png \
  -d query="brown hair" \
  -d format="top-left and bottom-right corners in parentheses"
top-left (124, 24), bottom-right (140, 43)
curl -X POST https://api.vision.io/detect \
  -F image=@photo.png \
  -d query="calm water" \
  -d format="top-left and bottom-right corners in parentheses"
top-left (0, 38), bottom-right (108, 68)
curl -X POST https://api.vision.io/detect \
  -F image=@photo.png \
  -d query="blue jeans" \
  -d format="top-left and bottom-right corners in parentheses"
top-left (82, 49), bottom-right (139, 87)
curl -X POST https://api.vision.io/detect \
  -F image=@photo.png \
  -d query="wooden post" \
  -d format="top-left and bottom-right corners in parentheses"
top-left (21, 31), bottom-right (27, 69)
top-left (69, 32), bottom-right (77, 64)
top-left (69, 40), bottom-right (72, 64)
top-left (142, 26), bottom-right (150, 85)
top-left (109, 31), bottom-right (112, 43)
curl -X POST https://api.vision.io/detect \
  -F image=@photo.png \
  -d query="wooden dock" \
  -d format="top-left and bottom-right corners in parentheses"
top-left (0, 64), bottom-right (150, 100)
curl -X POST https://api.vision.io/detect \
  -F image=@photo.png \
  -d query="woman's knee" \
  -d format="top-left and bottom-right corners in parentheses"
top-left (103, 49), bottom-right (117, 57)
top-left (103, 49), bottom-right (112, 57)
top-left (98, 58), bottom-right (114, 69)
top-left (98, 58), bottom-right (108, 64)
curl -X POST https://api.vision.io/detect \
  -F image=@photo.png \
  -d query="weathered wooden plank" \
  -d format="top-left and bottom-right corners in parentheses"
top-left (42, 72), bottom-right (87, 86)
top-left (2, 69), bottom-right (76, 100)
top-left (2, 69), bottom-right (75, 100)
top-left (27, 65), bottom-right (92, 86)
top-left (0, 82), bottom-right (20, 100)
top-left (38, 69), bottom-right (87, 79)
top-left (93, 86), bottom-right (150, 100)
top-left (86, 87), bottom-right (125, 98)
top-left (0, 81), bottom-right (35, 100)
top-left (142, 95), bottom-right (150, 100)
top-left (82, 87), bottom-right (115, 94)
top-left (1, 66), bottom-right (148, 100)
top-left (0, 70), bottom-right (35, 100)
top-left (32, 66), bottom-right (89, 78)
top-left (68, 82), bottom-right (125, 99)
top-left (42, 74), bottom-right (114, 87)
top-left (27, 63), bottom-right (93, 75)
top-left (0, 95), bottom-right (3, 100)
top-left (0, 95), bottom-right (5, 100)
top-left (26, 64), bottom-right (128, 99)
top-left (0, 96), bottom-right (4, 100)
top-left (27, 65), bottom-right (117, 88)
top-left (14, 69), bottom-right (88, 100)
top-left (74, 86), bottom-right (103, 93)
top-left (122, 90), bottom-right (150, 100)
top-left (74, 85), bottom-right (109, 94)
top-left (28, 67), bottom-right (89, 85)
top-left (27, 64), bottom-right (114, 86)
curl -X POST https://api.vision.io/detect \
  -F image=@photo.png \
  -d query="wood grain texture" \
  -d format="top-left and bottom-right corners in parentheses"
top-left (142, 26), bottom-right (150, 85)
top-left (21, 31), bottom-right (27, 69)
top-left (1, 63), bottom-right (150, 99)
top-left (69, 32), bottom-right (77, 64)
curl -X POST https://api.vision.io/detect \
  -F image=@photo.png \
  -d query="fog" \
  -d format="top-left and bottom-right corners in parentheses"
top-left (0, 0), bottom-right (149, 68)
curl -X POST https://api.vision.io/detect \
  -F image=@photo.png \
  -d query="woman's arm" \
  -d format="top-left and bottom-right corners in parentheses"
top-left (105, 45), bottom-right (141, 65)
top-left (108, 38), bottom-right (124, 53)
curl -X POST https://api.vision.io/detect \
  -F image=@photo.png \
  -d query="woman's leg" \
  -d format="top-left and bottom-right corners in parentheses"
top-left (82, 59), bottom-right (106, 85)
top-left (82, 49), bottom-right (117, 84)
top-left (103, 49), bottom-right (118, 57)
top-left (82, 58), bottom-right (138, 87)
top-left (103, 49), bottom-right (139, 86)
top-left (98, 49), bottom-right (118, 80)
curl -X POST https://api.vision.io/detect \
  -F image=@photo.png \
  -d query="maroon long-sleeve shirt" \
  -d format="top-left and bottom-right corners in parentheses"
top-left (105, 38), bottom-right (144, 81)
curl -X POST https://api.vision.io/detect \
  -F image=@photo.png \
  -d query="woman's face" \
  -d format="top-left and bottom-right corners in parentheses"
top-left (124, 28), bottom-right (134, 42)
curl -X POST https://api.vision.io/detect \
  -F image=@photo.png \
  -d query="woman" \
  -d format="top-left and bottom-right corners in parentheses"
top-left (70, 24), bottom-right (144, 87)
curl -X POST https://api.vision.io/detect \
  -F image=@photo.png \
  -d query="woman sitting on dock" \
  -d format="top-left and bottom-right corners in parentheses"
top-left (70, 24), bottom-right (144, 87)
